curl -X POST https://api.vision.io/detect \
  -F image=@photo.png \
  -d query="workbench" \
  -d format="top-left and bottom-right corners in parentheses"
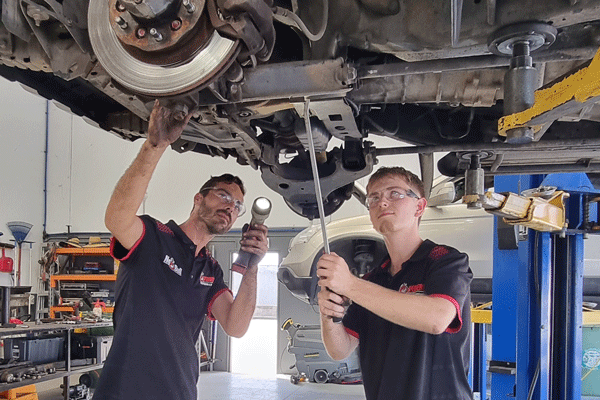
top-left (0, 321), bottom-right (112, 399)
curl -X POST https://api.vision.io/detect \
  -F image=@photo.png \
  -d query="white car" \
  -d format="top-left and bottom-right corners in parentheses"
top-left (278, 197), bottom-right (600, 307)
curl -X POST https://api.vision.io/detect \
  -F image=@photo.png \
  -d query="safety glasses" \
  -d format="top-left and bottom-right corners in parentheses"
top-left (365, 187), bottom-right (420, 210)
top-left (202, 187), bottom-right (246, 216)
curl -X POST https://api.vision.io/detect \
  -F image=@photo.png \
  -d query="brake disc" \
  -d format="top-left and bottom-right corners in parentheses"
top-left (88, 0), bottom-right (240, 97)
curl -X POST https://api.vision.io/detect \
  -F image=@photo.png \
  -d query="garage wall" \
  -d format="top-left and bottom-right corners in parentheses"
top-left (0, 79), bottom-right (47, 288)
top-left (1, 78), bottom-right (425, 290)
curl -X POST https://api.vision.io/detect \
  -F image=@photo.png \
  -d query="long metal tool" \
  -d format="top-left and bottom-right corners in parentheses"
top-left (305, 100), bottom-right (346, 323)
top-left (304, 99), bottom-right (330, 254)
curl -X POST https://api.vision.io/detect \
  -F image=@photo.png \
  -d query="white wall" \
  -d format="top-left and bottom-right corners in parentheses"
top-left (0, 77), bottom-right (428, 290)
top-left (0, 79), bottom-right (47, 288)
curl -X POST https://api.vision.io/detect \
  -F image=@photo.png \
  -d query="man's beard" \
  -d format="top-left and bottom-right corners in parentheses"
top-left (198, 200), bottom-right (232, 235)
top-left (206, 219), bottom-right (228, 235)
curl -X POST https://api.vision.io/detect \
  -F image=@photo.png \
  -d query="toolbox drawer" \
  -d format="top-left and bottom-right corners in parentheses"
top-left (11, 337), bottom-right (65, 363)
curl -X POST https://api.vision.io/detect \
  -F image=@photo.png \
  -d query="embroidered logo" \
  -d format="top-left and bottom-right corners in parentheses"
top-left (156, 221), bottom-right (174, 235)
top-left (429, 246), bottom-right (450, 260)
top-left (199, 273), bottom-right (214, 286)
top-left (163, 255), bottom-right (182, 276)
top-left (399, 283), bottom-right (425, 295)
top-left (408, 284), bottom-right (425, 295)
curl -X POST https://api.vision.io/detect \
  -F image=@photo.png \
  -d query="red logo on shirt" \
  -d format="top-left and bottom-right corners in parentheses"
top-left (399, 283), bottom-right (425, 294)
top-left (199, 274), bottom-right (214, 286)
top-left (429, 246), bottom-right (450, 260)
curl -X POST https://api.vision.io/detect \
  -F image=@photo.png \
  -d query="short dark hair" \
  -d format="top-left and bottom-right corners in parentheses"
top-left (366, 167), bottom-right (425, 199)
top-left (199, 174), bottom-right (246, 196)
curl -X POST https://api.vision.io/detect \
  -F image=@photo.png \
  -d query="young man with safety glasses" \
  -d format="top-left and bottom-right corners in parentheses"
top-left (317, 166), bottom-right (473, 400)
top-left (94, 101), bottom-right (269, 400)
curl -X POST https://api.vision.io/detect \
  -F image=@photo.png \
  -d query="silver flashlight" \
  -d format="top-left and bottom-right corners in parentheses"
top-left (232, 197), bottom-right (272, 274)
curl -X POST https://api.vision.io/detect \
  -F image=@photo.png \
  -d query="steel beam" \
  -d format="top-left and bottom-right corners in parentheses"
top-left (239, 58), bottom-right (355, 102)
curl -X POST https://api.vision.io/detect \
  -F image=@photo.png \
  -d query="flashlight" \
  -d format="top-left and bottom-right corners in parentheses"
top-left (232, 197), bottom-right (272, 274)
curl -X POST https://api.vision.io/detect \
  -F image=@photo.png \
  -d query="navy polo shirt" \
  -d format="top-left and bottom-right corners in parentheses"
top-left (93, 215), bottom-right (229, 400)
top-left (343, 239), bottom-right (473, 400)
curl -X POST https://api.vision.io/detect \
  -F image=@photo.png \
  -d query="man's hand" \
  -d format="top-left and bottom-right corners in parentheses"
top-left (316, 253), bottom-right (356, 296)
top-left (240, 223), bottom-right (269, 268)
top-left (147, 100), bottom-right (193, 148)
top-left (317, 286), bottom-right (348, 320)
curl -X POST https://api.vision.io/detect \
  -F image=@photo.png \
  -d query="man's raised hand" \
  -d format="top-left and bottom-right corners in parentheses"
top-left (147, 100), bottom-right (193, 148)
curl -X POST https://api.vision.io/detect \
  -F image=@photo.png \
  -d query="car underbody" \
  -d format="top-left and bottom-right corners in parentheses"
top-left (1, 0), bottom-right (600, 218)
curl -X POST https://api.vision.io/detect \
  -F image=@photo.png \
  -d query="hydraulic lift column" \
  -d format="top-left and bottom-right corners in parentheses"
top-left (490, 174), bottom-right (545, 400)
top-left (489, 173), bottom-right (600, 400)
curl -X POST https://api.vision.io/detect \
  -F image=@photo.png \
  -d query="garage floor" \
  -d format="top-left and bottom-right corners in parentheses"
top-left (35, 372), bottom-right (366, 400)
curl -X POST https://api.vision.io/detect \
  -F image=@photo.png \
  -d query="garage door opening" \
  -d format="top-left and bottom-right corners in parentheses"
top-left (230, 252), bottom-right (279, 377)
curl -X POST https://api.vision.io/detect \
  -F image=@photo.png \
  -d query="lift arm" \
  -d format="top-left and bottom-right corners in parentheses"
top-left (498, 46), bottom-right (600, 138)
top-left (480, 190), bottom-right (568, 232)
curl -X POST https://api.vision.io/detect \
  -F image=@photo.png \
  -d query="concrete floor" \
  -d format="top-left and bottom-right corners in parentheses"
top-left (34, 371), bottom-right (366, 400)
top-left (34, 374), bottom-right (84, 400)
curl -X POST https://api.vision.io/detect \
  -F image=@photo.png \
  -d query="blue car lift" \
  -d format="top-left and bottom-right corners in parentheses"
top-left (472, 173), bottom-right (600, 400)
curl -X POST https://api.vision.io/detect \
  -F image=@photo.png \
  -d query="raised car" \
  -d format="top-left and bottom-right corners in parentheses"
top-left (1, 0), bottom-right (600, 217)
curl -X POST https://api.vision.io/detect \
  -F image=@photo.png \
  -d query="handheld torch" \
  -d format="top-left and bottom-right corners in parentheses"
top-left (231, 197), bottom-right (272, 274)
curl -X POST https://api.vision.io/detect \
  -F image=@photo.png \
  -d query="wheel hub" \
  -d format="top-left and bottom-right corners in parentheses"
top-left (109, 0), bottom-right (205, 53)
top-left (89, 0), bottom-right (240, 97)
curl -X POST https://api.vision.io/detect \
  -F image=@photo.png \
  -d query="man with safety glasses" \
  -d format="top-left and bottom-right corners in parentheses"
top-left (317, 167), bottom-right (473, 400)
top-left (95, 101), bottom-right (269, 400)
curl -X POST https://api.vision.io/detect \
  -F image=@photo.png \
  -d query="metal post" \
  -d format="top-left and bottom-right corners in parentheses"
top-left (491, 174), bottom-right (543, 400)
top-left (515, 229), bottom-right (535, 400)
top-left (63, 329), bottom-right (72, 400)
top-left (538, 173), bottom-right (596, 400)
top-left (471, 322), bottom-right (488, 398)
top-left (1, 286), bottom-right (10, 326)
top-left (537, 232), bottom-right (552, 400)
top-left (552, 233), bottom-right (583, 400)
top-left (491, 175), bottom-right (525, 399)
top-left (210, 320), bottom-right (217, 371)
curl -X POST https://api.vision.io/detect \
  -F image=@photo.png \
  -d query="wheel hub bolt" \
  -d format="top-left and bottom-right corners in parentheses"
top-left (149, 28), bottom-right (163, 41)
top-left (136, 28), bottom-right (146, 38)
top-left (183, 0), bottom-right (195, 13)
top-left (116, 2), bottom-right (126, 12)
top-left (171, 19), bottom-right (182, 30)
top-left (115, 16), bottom-right (128, 29)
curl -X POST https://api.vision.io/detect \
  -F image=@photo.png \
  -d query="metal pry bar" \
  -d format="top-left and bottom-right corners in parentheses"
top-left (304, 99), bottom-right (345, 323)
top-left (304, 99), bottom-right (330, 254)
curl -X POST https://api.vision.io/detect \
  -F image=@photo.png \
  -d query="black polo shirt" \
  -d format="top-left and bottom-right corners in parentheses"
top-left (343, 239), bottom-right (473, 400)
top-left (93, 215), bottom-right (229, 400)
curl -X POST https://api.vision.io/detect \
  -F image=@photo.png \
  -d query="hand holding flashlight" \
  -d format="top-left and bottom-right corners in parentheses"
top-left (232, 197), bottom-right (272, 274)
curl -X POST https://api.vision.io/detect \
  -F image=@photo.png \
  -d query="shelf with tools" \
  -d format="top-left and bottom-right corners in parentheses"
top-left (0, 321), bottom-right (112, 398)
top-left (50, 275), bottom-right (117, 287)
top-left (49, 247), bottom-right (117, 319)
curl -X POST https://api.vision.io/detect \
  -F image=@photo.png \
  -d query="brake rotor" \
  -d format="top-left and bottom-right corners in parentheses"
top-left (88, 0), bottom-right (240, 97)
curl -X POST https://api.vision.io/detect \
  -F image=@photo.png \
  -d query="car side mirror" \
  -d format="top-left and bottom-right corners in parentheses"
top-left (427, 181), bottom-right (456, 207)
